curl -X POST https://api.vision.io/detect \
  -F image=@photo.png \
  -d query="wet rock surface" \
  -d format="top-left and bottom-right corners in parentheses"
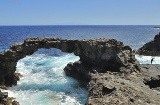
top-left (0, 90), bottom-right (19, 105)
top-left (0, 37), bottom-right (160, 104)
top-left (138, 32), bottom-right (160, 56)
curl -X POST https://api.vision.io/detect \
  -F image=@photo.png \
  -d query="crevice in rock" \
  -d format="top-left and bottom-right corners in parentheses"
top-left (102, 86), bottom-right (116, 95)
top-left (105, 66), bottom-right (121, 72)
top-left (144, 78), bottom-right (160, 89)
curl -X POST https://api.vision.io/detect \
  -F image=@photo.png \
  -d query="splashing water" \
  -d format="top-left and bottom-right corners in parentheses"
top-left (9, 49), bottom-right (88, 105)
top-left (136, 55), bottom-right (160, 64)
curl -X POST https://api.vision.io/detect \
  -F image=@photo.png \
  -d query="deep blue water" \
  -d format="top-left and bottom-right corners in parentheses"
top-left (0, 25), bottom-right (159, 52)
top-left (0, 25), bottom-right (160, 105)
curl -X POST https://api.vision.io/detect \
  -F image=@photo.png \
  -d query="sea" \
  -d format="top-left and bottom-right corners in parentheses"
top-left (0, 25), bottom-right (160, 105)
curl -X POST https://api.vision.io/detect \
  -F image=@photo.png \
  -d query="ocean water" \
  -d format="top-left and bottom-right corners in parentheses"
top-left (10, 48), bottom-right (87, 105)
top-left (0, 25), bottom-right (160, 105)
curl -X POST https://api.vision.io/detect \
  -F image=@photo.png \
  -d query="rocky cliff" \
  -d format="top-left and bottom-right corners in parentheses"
top-left (138, 32), bottom-right (160, 56)
top-left (0, 37), bottom-right (160, 104)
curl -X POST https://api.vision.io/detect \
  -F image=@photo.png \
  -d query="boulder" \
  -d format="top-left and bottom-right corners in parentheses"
top-left (138, 32), bottom-right (160, 56)
top-left (0, 90), bottom-right (19, 105)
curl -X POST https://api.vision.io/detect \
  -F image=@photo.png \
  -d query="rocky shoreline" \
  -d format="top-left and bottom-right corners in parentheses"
top-left (138, 32), bottom-right (160, 56)
top-left (0, 35), bottom-right (160, 104)
top-left (154, 26), bottom-right (160, 29)
top-left (0, 90), bottom-right (19, 105)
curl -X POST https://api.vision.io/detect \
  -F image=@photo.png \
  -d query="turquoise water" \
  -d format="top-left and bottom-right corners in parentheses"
top-left (10, 49), bottom-right (88, 105)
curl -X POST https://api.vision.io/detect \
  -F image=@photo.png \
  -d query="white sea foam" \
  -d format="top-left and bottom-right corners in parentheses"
top-left (9, 51), bottom-right (87, 105)
top-left (135, 54), bottom-right (160, 64)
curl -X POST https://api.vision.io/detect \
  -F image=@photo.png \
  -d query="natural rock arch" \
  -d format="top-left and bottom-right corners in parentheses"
top-left (0, 37), bottom-right (140, 86)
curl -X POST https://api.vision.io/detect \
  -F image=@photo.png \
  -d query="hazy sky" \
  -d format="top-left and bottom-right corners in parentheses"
top-left (0, 0), bottom-right (160, 25)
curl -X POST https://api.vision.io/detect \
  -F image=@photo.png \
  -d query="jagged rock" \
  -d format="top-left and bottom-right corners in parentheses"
top-left (64, 61), bottom-right (91, 83)
top-left (86, 68), bottom-right (160, 105)
top-left (12, 100), bottom-right (20, 105)
top-left (0, 37), bottom-right (140, 86)
top-left (73, 38), bottom-right (140, 72)
top-left (154, 26), bottom-right (160, 29)
top-left (138, 32), bottom-right (160, 56)
top-left (0, 90), bottom-right (19, 105)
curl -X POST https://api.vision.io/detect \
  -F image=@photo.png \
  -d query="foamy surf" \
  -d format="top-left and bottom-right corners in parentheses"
top-left (9, 49), bottom-right (88, 105)
top-left (135, 54), bottom-right (160, 64)
top-left (0, 89), bottom-right (15, 98)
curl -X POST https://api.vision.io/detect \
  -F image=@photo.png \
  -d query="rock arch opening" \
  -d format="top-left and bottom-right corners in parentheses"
top-left (12, 48), bottom-right (88, 105)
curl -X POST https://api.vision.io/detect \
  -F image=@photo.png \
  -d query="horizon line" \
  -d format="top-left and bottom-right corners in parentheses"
top-left (0, 24), bottom-right (160, 27)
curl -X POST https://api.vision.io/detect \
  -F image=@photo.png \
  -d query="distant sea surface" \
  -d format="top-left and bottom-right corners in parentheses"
top-left (0, 25), bottom-right (160, 105)
top-left (0, 25), bottom-right (159, 51)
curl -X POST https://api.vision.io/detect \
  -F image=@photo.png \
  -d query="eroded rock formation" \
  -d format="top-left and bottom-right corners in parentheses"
top-left (138, 32), bottom-right (160, 56)
top-left (0, 38), bottom-right (140, 86)
top-left (1, 37), bottom-right (160, 104)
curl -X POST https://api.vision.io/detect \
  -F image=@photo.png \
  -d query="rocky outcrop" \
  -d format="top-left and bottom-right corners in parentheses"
top-left (154, 26), bottom-right (160, 29)
top-left (0, 38), bottom-right (140, 86)
top-left (85, 66), bottom-right (160, 105)
top-left (138, 32), bottom-right (160, 56)
top-left (1, 37), bottom-right (160, 104)
top-left (0, 90), bottom-right (19, 105)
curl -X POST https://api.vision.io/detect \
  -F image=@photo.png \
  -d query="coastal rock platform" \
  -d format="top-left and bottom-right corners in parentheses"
top-left (84, 64), bottom-right (160, 105)
top-left (0, 37), bottom-right (160, 104)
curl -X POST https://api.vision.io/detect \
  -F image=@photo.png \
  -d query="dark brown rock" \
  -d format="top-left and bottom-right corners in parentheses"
top-left (154, 26), bottom-right (160, 29)
top-left (138, 32), bottom-right (160, 56)
top-left (85, 66), bottom-right (160, 105)
top-left (0, 90), bottom-right (19, 105)
top-left (12, 100), bottom-right (20, 105)
top-left (0, 37), bottom-right (141, 86)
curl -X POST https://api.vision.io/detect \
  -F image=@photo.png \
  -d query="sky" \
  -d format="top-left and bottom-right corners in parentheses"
top-left (0, 0), bottom-right (160, 25)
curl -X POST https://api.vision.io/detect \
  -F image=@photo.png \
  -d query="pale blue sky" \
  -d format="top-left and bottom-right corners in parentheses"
top-left (0, 0), bottom-right (160, 25)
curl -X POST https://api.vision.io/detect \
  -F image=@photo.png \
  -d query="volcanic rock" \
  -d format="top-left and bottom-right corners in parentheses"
top-left (0, 38), bottom-right (140, 86)
top-left (138, 32), bottom-right (160, 56)
top-left (0, 90), bottom-right (19, 105)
